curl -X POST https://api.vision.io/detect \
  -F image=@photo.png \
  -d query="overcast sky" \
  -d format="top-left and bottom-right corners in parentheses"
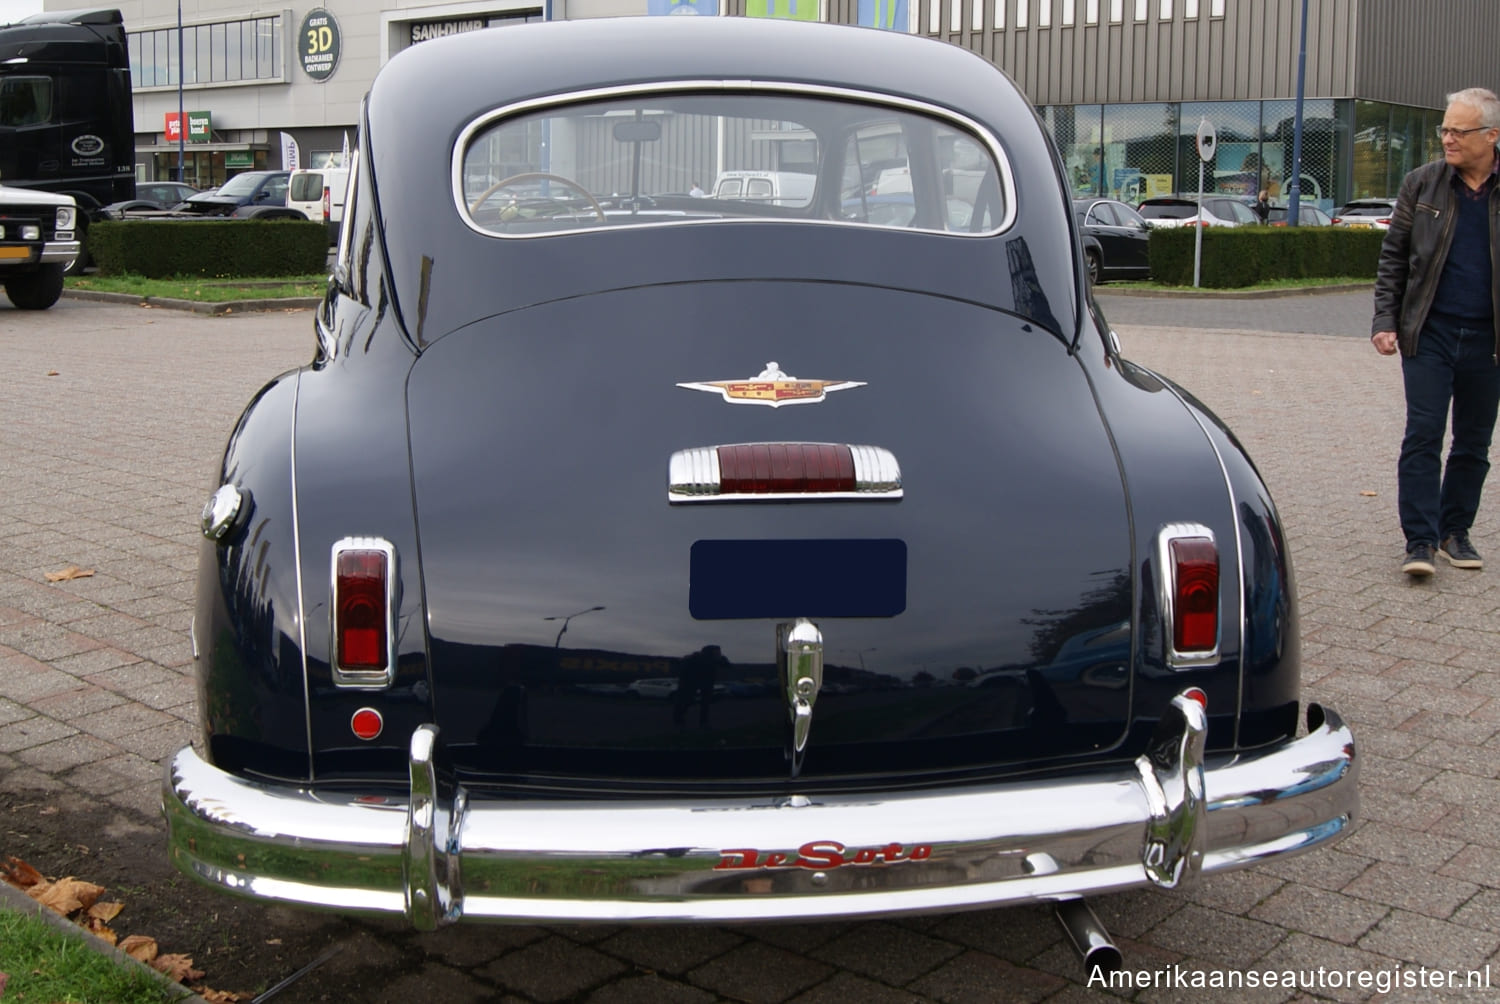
top-left (0, 0), bottom-right (43, 24)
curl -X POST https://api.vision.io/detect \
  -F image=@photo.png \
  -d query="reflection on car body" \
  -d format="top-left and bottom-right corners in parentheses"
top-left (164, 16), bottom-right (1357, 962)
top-left (1072, 197), bottom-right (1152, 283)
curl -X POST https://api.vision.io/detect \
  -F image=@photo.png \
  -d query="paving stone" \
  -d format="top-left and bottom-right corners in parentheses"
top-left (0, 715), bottom-right (78, 753)
top-left (807, 921), bottom-right (963, 985)
top-left (907, 950), bottom-right (1067, 1004)
top-left (685, 940), bottom-right (835, 1004)
top-left (583, 972), bottom-right (719, 1004)
top-left (1342, 860), bottom-right (1479, 920)
top-left (1141, 905), bottom-right (1285, 968)
top-left (410, 925), bottom-right (547, 967)
top-left (784, 971), bottom-right (933, 1004)
top-left (474, 934), bottom-right (628, 1002)
top-left (925, 904), bottom-right (1062, 964)
top-left (1247, 885), bottom-right (1388, 945)
top-left (16, 733), bottom-right (124, 773)
top-left (1335, 820), bottom-right (1467, 871)
top-left (595, 926), bottom-right (744, 976)
top-left (1357, 911), bottom-right (1499, 973)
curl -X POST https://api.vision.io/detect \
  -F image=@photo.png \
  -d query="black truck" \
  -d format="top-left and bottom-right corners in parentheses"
top-left (0, 8), bottom-right (134, 272)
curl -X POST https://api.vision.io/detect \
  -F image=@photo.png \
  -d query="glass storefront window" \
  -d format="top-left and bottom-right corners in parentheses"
top-left (1352, 99), bottom-right (1389, 199)
top-left (1180, 101), bottom-right (1262, 198)
top-left (1261, 97), bottom-right (1342, 213)
top-left (1102, 103), bottom-right (1176, 202)
top-left (1042, 104), bottom-right (1104, 196)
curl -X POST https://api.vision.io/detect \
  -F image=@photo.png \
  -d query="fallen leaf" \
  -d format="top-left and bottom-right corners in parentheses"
top-left (194, 987), bottom-right (248, 1002)
top-left (2, 856), bottom-right (44, 889)
top-left (152, 953), bottom-right (204, 983)
top-left (0, 971), bottom-right (8, 995)
top-left (32, 876), bottom-right (105, 916)
top-left (264, 938), bottom-right (282, 945)
top-left (119, 934), bottom-right (159, 964)
top-left (44, 565), bottom-right (95, 582)
top-left (46, 370), bottom-right (59, 376)
top-left (88, 900), bottom-right (124, 923)
top-left (1360, 490), bottom-right (1378, 497)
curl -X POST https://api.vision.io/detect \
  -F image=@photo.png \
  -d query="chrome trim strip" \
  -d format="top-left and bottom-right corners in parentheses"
top-left (290, 373), bottom-right (313, 782)
top-left (329, 536), bottom-right (399, 689)
top-left (1156, 522), bottom-right (1221, 668)
top-left (779, 618), bottom-right (824, 776)
top-left (667, 444), bottom-right (902, 502)
top-left (163, 700), bottom-right (1356, 926)
top-left (39, 240), bottom-right (81, 264)
top-left (452, 81), bottom-right (1018, 241)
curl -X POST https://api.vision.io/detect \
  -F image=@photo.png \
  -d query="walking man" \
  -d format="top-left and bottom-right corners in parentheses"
top-left (1372, 87), bottom-right (1500, 577)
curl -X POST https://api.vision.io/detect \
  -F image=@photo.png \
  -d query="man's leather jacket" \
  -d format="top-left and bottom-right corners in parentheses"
top-left (1371, 157), bottom-right (1500, 358)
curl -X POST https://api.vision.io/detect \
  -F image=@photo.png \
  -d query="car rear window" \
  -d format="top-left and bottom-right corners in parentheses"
top-left (290, 172), bottom-right (324, 202)
top-left (1139, 201), bottom-right (1196, 219)
top-left (456, 89), bottom-right (1012, 237)
top-left (1340, 203), bottom-right (1394, 216)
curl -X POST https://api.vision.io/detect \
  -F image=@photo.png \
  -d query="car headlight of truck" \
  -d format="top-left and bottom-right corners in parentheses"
top-left (54, 206), bottom-right (77, 230)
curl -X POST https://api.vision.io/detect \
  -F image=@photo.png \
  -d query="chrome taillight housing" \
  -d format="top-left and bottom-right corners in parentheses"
top-left (330, 537), bottom-right (397, 687)
top-left (1158, 523), bottom-right (1220, 667)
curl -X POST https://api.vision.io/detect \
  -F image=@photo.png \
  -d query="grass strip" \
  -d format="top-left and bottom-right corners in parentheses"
top-left (66, 273), bottom-right (326, 302)
top-left (0, 908), bottom-right (189, 1004)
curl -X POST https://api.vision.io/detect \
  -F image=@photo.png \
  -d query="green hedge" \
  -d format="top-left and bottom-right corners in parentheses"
top-left (1147, 225), bottom-right (1385, 287)
top-left (89, 219), bottom-right (328, 278)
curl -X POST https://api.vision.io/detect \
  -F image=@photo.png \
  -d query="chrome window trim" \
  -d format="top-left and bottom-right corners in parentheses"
top-left (329, 536), bottom-right (399, 689)
top-left (1155, 521), bottom-right (1221, 669)
top-left (452, 81), bottom-right (1018, 240)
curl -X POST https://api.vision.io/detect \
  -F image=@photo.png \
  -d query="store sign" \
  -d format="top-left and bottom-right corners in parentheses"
top-left (225, 151), bottom-right (255, 169)
top-left (164, 111), bottom-right (213, 144)
top-left (298, 8), bottom-right (341, 81)
top-left (409, 18), bottom-right (487, 42)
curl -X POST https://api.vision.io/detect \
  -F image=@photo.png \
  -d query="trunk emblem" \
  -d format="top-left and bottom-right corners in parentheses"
top-left (678, 361), bottom-right (865, 408)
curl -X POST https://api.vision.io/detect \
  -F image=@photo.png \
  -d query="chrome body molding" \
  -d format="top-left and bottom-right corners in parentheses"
top-left (779, 618), bottom-right (824, 773)
top-left (667, 444), bottom-right (902, 502)
top-left (162, 699), bottom-right (1356, 926)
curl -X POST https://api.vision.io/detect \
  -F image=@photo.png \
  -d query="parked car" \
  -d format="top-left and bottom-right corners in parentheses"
top-left (176, 169), bottom-right (297, 219)
top-left (1332, 198), bottom-right (1397, 229)
top-left (0, 181), bottom-right (78, 309)
top-left (99, 181), bottom-right (199, 218)
top-left (164, 16), bottom-right (1357, 959)
top-left (288, 166), bottom-right (351, 245)
top-left (1072, 197), bottom-right (1152, 283)
top-left (1137, 195), bottom-right (1260, 228)
top-left (1266, 203), bottom-right (1333, 227)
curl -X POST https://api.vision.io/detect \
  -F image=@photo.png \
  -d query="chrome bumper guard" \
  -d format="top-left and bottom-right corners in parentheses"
top-left (163, 697), bottom-right (1356, 927)
top-left (39, 240), bottom-right (81, 266)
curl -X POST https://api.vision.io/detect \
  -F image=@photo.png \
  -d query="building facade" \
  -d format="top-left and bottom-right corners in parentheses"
top-left (64, 0), bottom-right (1500, 209)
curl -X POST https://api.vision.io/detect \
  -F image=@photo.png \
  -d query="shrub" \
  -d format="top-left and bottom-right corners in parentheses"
top-left (89, 219), bottom-right (328, 278)
top-left (1148, 225), bottom-right (1384, 287)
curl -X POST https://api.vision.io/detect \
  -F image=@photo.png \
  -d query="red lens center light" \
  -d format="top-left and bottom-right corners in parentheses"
top-left (717, 444), bottom-right (857, 494)
top-left (1170, 537), bottom-right (1219, 652)
top-left (351, 707), bottom-right (383, 740)
top-left (336, 549), bottom-right (387, 669)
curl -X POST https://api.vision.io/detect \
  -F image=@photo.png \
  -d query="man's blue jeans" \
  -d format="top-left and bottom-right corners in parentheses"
top-left (1399, 313), bottom-right (1500, 547)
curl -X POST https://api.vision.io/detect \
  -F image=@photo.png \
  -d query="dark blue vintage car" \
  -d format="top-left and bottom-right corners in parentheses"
top-left (164, 15), bottom-right (1355, 966)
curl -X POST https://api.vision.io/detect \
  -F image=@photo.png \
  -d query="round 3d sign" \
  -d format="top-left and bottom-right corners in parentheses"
top-left (298, 8), bottom-right (341, 81)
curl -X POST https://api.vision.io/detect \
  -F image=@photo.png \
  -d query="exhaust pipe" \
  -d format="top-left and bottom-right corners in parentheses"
top-left (1055, 898), bottom-right (1122, 974)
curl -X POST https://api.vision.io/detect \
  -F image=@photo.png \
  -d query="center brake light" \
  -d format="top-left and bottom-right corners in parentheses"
top-left (331, 537), bottom-right (397, 687)
top-left (1157, 523), bottom-right (1220, 667)
top-left (669, 444), bottom-right (901, 502)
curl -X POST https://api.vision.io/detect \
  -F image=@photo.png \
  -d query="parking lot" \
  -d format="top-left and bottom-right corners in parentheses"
top-left (1, 290), bottom-right (1498, 1002)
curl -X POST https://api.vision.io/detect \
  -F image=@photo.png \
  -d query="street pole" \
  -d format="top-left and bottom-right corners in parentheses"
top-left (1194, 157), bottom-right (1204, 288)
top-left (1287, 0), bottom-right (1309, 226)
top-left (176, 0), bottom-right (185, 183)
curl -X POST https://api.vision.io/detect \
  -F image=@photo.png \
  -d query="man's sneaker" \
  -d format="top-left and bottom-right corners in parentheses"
top-left (1402, 542), bottom-right (1436, 577)
top-left (1439, 532), bottom-right (1483, 569)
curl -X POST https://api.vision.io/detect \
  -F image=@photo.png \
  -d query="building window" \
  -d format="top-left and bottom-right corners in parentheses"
top-left (1134, 0), bottom-right (1147, 19)
top-left (1016, 0), bottom-right (1028, 28)
top-left (1086, 0), bottom-right (1098, 22)
top-left (1063, 0), bottom-right (1075, 24)
top-left (1160, 0), bottom-right (1171, 17)
top-left (1038, 0), bottom-right (1050, 26)
top-left (129, 16), bottom-right (284, 89)
top-left (1185, 0), bottom-right (1198, 15)
top-left (1110, 0), bottom-right (1122, 20)
top-left (1210, 0), bottom-right (1224, 14)
top-left (974, 0), bottom-right (985, 31)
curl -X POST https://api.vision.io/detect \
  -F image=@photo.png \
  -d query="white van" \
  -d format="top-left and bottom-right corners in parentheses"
top-left (287, 166), bottom-right (351, 245)
top-left (711, 170), bottom-right (816, 207)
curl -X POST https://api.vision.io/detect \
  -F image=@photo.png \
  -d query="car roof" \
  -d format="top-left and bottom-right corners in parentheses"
top-left (364, 17), bottom-right (1077, 345)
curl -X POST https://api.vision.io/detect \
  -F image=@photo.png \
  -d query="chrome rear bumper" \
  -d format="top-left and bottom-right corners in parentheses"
top-left (163, 698), bottom-right (1356, 927)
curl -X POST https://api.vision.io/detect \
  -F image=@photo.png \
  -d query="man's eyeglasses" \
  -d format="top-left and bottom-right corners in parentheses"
top-left (1437, 125), bottom-right (1493, 140)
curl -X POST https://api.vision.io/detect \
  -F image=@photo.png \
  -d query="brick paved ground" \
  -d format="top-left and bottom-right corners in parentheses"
top-left (1, 293), bottom-right (1497, 1002)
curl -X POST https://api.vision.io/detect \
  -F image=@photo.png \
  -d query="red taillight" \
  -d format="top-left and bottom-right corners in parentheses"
top-left (351, 707), bottom-right (383, 740)
top-left (717, 444), bottom-right (856, 494)
top-left (1170, 537), bottom-right (1219, 653)
top-left (336, 548), bottom-right (387, 670)
top-left (1182, 687), bottom-right (1208, 710)
top-left (1376, 218), bottom-right (1390, 225)
top-left (321, 186), bottom-right (331, 223)
top-left (1331, 217), bottom-right (1343, 224)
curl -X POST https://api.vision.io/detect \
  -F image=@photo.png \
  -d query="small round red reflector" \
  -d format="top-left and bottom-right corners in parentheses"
top-left (1183, 688), bottom-right (1208, 711)
top-left (351, 708), bottom-right (383, 740)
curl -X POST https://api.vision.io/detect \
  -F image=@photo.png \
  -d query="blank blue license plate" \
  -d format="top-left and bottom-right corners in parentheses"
top-left (689, 539), bottom-right (907, 619)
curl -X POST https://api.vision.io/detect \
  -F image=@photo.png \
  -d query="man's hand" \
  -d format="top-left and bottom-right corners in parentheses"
top-left (1372, 330), bottom-right (1399, 355)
